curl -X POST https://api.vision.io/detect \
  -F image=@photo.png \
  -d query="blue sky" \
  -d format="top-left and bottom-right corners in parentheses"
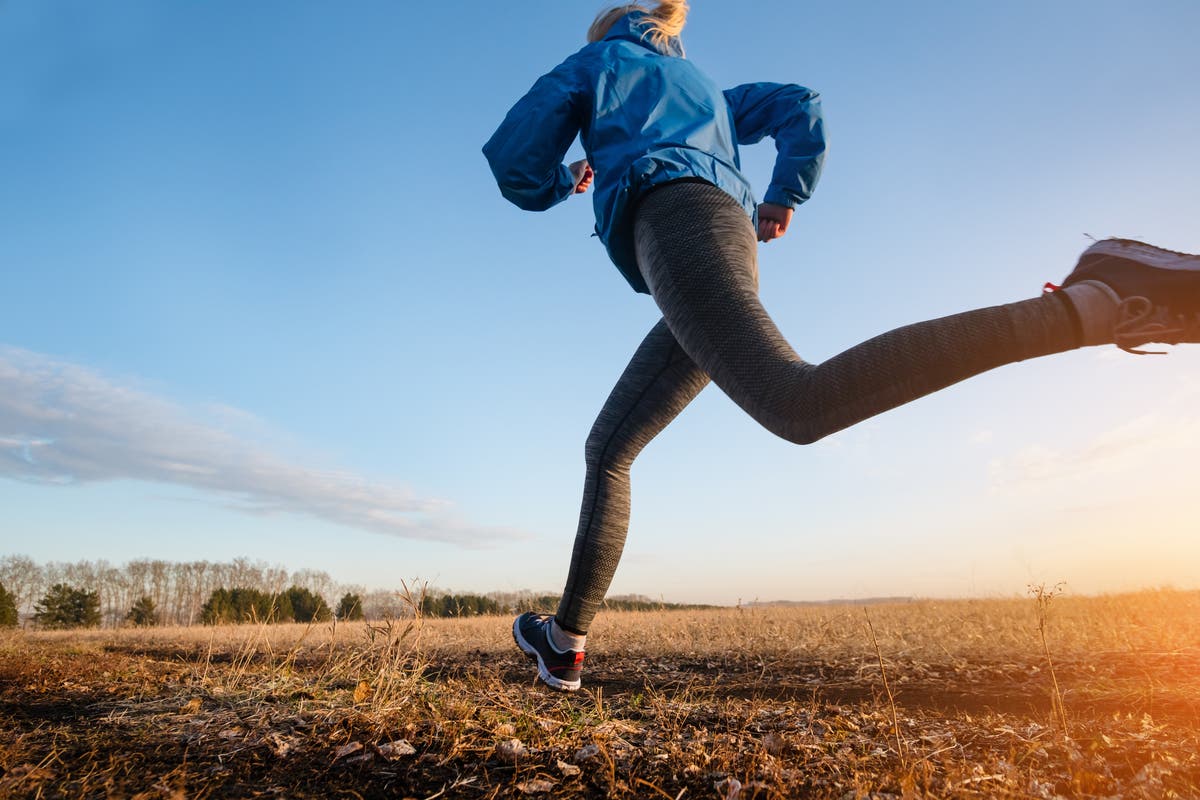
top-left (2, 1), bottom-right (1198, 604)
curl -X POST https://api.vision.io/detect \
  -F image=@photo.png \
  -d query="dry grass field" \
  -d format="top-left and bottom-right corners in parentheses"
top-left (1, 589), bottom-right (1197, 798)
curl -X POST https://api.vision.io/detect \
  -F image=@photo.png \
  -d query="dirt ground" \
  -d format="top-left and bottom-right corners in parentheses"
top-left (1, 592), bottom-right (1198, 798)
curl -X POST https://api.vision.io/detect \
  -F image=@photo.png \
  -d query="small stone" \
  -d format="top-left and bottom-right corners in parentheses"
top-left (495, 738), bottom-right (526, 760)
top-left (376, 739), bottom-right (417, 760)
top-left (516, 778), bottom-right (556, 794)
top-left (574, 744), bottom-right (601, 763)
top-left (267, 733), bottom-right (299, 758)
top-left (333, 741), bottom-right (364, 760)
top-left (715, 777), bottom-right (742, 800)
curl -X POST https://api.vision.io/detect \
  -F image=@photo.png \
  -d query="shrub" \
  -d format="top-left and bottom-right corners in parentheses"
top-left (284, 586), bottom-right (331, 623)
top-left (335, 592), bottom-right (364, 621)
top-left (200, 587), bottom-right (293, 624)
top-left (34, 583), bottom-right (101, 629)
top-left (126, 596), bottom-right (158, 627)
top-left (421, 592), bottom-right (502, 618)
top-left (0, 582), bottom-right (17, 627)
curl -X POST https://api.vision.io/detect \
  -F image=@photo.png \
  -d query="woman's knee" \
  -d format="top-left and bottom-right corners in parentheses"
top-left (584, 429), bottom-right (636, 471)
top-left (757, 414), bottom-right (821, 446)
top-left (781, 426), bottom-right (822, 446)
top-left (736, 400), bottom-right (824, 445)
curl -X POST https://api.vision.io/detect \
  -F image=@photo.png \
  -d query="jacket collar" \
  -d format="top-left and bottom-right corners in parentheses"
top-left (602, 10), bottom-right (684, 58)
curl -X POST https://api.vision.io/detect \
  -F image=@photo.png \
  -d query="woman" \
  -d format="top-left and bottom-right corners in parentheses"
top-left (484, 1), bottom-right (1200, 691)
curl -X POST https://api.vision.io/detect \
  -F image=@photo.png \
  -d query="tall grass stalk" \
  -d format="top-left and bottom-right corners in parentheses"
top-left (864, 608), bottom-right (907, 765)
top-left (1029, 582), bottom-right (1070, 735)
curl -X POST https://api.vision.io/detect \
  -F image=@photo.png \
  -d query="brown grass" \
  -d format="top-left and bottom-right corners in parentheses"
top-left (1, 589), bottom-right (1197, 798)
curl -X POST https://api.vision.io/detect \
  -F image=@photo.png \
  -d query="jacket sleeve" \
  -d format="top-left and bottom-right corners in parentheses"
top-left (483, 58), bottom-right (586, 212)
top-left (723, 82), bottom-right (826, 208)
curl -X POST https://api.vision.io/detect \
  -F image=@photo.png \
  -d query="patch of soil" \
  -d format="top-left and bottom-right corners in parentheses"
top-left (2, 641), bottom-right (1198, 798)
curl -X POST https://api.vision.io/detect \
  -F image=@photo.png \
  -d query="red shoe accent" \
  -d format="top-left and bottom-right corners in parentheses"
top-left (548, 651), bottom-right (585, 674)
top-left (1043, 282), bottom-right (1063, 293)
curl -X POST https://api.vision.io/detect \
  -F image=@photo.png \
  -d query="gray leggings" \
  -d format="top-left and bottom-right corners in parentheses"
top-left (555, 181), bottom-right (1079, 633)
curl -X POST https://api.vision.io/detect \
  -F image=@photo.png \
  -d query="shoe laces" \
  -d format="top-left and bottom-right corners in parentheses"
top-left (1114, 296), bottom-right (1200, 355)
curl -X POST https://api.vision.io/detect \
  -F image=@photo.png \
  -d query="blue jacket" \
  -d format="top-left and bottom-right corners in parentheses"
top-left (483, 11), bottom-right (826, 294)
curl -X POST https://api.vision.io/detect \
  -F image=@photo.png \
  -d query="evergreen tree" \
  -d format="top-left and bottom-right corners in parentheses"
top-left (262, 590), bottom-right (289, 622)
top-left (0, 582), bottom-right (18, 627)
top-left (420, 594), bottom-right (445, 617)
top-left (34, 583), bottom-right (102, 629)
top-left (201, 587), bottom-right (233, 624)
top-left (336, 592), bottom-right (364, 621)
top-left (228, 587), bottom-right (259, 621)
top-left (201, 587), bottom-right (296, 624)
top-left (284, 586), bottom-right (332, 623)
top-left (126, 595), bottom-right (158, 627)
top-left (271, 590), bottom-right (294, 622)
top-left (420, 592), bottom-right (502, 618)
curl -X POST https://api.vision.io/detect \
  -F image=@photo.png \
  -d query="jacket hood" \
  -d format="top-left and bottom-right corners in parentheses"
top-left (602, 10), bottom-right (684, 58)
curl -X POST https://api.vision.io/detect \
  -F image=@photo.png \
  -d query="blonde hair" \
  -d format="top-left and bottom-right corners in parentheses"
top-left (587, 1), bottom-right (689, 53)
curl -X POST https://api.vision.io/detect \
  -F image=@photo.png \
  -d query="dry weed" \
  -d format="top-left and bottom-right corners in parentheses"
top-left (0, 589), bottom-right (1196, 797)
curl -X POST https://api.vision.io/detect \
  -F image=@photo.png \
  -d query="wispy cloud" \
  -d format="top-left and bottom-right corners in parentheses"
top-left (0, 346), bottom-right (521, 546)
top-left (969, 429), bottom-right (994, 445)
top-left (988, 408), bottom-right (1200, 490)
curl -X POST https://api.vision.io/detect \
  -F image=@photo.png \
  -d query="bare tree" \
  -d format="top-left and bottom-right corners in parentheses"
top-left (183, 560), bottom-right (213, 626)
top-left (362, 589), bottom-right (414, 620)
top-left (262, 565), bottom-right (289, 596)
top-left (0, 556), bottom-right (365, 626)
top-left (0, 555), bottom-right (43, 626)
top-left (227, 557), bottom-right (262, 591)
top-left (148, 560), bottom-right (170, 623)
top-left (126, 560), bottom-right (152, 620)
top-left (291, 568), bottom-right (335, 606)
top-left (99, 563), bottom-right (126, 627)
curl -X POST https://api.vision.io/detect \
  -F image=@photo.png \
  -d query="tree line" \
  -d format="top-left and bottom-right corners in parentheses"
top-left (0, 555), bottom-right (346, 628)
top-left (0, 555), bottom-right (712, 629)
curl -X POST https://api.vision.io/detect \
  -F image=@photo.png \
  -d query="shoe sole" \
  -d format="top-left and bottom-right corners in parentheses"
top-left (511, 617), bottom-right (582, 692)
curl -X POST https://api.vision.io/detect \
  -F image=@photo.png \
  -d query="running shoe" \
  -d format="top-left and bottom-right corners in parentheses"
top-left (1051, 238), bottom-right (1200, 354)
top-left (512, 612), bottom-right (585, 691)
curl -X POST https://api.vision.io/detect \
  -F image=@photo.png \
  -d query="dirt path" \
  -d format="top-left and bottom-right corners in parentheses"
top-left (2, 632), bottom-right (1197, 799)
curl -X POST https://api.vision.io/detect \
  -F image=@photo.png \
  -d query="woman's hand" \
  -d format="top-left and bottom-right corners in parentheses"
top-left (569, 159), bottom-right (594, 194)
top-left (757, 202), bottom-right (793, 242)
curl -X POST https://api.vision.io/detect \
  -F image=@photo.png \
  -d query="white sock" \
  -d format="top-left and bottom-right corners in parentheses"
top-left (1060, 280), bottom-right (1121, 347)
top-left (549, 619), bottom-right (586, 652)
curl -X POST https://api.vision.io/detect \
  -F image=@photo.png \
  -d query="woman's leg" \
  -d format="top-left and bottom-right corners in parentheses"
top-left (634, 181), bottom-right (1089, 445)
top-left (554, 318), bottom-right (709, 635)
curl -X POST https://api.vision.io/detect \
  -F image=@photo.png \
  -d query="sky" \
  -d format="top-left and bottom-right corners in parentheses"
top-left (2, 1), bottom-right (1198, 605)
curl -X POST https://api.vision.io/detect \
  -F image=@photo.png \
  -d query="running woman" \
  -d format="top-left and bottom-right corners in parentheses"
top-left (483, 1), bottom-right (1200, 691)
